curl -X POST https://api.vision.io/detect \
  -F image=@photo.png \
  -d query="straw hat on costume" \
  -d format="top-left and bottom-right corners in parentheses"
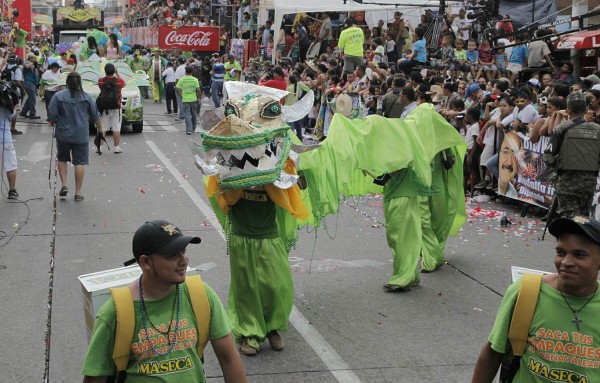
top-left (224, 95), bottom-right (286, 130)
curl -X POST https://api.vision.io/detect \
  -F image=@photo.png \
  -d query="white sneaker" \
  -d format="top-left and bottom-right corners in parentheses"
top-left (114, 146), bottom-right (123, 153)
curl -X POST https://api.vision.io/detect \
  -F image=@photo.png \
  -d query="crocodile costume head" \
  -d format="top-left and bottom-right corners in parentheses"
top-left (193, 82), bottom-right (314, 190)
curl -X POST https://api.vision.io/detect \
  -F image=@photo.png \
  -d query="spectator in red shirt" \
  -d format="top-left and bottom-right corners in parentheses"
top-left (259, 66), bottom-right (287, 92)
top-left (284, 30), bottom-right (295, 57)
top-left (496, 15), bottom-right (513, 38)
top-left (97, 63), bottom-right (127, 153)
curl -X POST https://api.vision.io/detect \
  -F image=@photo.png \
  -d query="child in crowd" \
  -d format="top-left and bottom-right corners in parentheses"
top-left (466, 39), bottom-right (479, 80)
top-left (554, 62), bottom-right (576, 85)
top-left (437, 34), bottom-right (454, 78)
top-left (464, 107), bottom-right (482, 192)
top-left (477, 39), bottom-right (497, 81)
top-left (385, 32), bottom-right (396, 63)
top-left (451, 39), bottom-right (468, 80)
top-left (265, 33), bottom-right (274, 62)
top-left (495, 42), bottom-right (507, 78)
top-left (371, 38), bottom-right (385, 64)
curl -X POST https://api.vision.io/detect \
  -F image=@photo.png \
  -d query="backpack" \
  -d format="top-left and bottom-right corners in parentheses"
top-left (0, 80), bottom-right (21, 109)
top-left (98, 77), bottom-right (121, 111)
top-left (108, 275), bottom-right (211, 383)
top-left (1, 65), bottom-right (17, 82)
top-left (499, 273), bottom-right (542, 383)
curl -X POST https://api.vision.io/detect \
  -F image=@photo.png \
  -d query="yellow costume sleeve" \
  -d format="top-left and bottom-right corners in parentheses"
top-left (206, 160), bottom-right (308, 220)
top-left (265, 159), bottom-right (309, 220)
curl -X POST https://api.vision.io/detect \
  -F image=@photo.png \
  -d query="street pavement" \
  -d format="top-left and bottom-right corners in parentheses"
top-left (0, 96), bottom-right (558, 383)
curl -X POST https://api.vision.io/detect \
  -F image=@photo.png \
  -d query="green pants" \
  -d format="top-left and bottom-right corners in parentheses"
top-left (430, 184), bottom-right (457, 251)
top-left (420, 195), bottom-right (445, 271)
top-left (227, 233), bottom-right (293, 349)
top-left (384, 196), bottom-right (420, 287)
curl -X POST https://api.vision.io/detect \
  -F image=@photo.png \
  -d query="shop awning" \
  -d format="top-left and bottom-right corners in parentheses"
top-left (555, 29), bottom-right (600, 50)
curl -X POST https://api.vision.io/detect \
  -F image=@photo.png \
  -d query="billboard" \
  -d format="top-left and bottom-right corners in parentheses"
top-left (158, 26), bottom-right (219, 52)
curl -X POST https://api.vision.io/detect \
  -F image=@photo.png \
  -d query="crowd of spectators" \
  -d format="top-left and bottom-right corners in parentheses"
top-left (120, 5), bottom-right (600, 203)
top-left (126, 0), bottom-right (226, 27)
top-left (199, 9), bottom-right (600, 202)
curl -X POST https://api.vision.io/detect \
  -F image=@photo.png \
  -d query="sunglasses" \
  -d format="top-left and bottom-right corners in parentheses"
top-left (515, 100), bottom-right (526, 105)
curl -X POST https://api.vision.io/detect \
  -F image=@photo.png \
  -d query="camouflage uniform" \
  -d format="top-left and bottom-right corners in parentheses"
top-left (552, 119), bottom-right (600, 218)
top-left (555, 171), bottom-right (597, 218)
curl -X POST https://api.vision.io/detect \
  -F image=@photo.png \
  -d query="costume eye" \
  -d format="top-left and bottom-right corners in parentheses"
top-left (259, 100), bottom-right (282, 119)
top-left (224, 101), bottom-right (240, 117)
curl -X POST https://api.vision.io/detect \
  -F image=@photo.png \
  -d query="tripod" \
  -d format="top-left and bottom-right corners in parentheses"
top-left (424, 0), bottom-right (456, 55)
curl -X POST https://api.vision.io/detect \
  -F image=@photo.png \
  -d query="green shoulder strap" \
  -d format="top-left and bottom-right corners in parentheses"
top-left (507, 273), bottom-right (543, 356)
top-left (185, 275), bottom-right (211, 357)
top-left (110, 286), bottom-right (135, 373)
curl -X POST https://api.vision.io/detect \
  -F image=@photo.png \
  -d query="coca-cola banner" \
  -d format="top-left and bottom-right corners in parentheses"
top-left (159, 26), bottom-right (219, 52)
top-left (122, 27), bottom-right (159, 48)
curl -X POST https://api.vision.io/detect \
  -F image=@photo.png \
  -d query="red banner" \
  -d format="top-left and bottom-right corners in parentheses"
top-left (12, 0), bottom-right (32, 37)
top-left (158, 26), bottom-right (219, 52)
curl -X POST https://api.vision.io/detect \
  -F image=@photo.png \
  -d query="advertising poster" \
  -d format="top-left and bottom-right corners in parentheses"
top-left (497, 132), bottom-right (556, 209)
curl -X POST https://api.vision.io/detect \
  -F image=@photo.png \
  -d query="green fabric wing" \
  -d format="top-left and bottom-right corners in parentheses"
top-left (299, 103), bottom-right (467, 232)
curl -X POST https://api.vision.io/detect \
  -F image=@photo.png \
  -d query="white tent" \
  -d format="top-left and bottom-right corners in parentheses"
top-left (266, 0), bottom-right (440, 62)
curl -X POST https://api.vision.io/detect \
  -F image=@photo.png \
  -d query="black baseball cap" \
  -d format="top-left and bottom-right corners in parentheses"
top-left (549, 216), bottom-right (600, 245)
top-left (127, 220), bottom-right (201, 265)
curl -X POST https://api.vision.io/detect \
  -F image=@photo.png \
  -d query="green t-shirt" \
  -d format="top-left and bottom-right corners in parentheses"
top-left (384, 168), bottom-right (418, 201)
top-left (81, 282), bottom-right (232, 382)
top-left (229, 190), bottom-right (278, 239)
top-left (224, 61), bottom-right (242, 81)
top-left (338, 26), bottom-right (364, 57)
top-left (176, 76), bottom-right (200, 103)
top-left (15, 29), bottom-right (28, 48)
top-left (488, 279), bottom-right (600, 383)
top-left (129, 59), bottom-right (145, 72)
top-left (453, 49), bottom-right (467, 62)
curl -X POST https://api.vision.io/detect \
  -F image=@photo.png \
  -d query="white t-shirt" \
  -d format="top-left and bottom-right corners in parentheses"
top-left (514, 104), bottom-right (540, 124)
top-left (466, 122), bottom-right (480, 150)
top-left (174, 65), bottom-right (186, 81)
top-left (8, 65), bottom-right (23, 82)
top-left (496, 38), bottom-right (512, 62)
top-left (162, 67), bottom-right (176, 83)
top-left (373, 45), bottom-right (385, 63)
top-left (452, 17), bottom-right (471, 40)
top-left (483, 108), bottom-right (502, 146)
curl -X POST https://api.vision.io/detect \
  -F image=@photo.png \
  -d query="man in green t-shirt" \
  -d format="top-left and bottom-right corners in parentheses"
top-left (472, 216), bottom-right (600, 383)
top-left (337, 18), bottom-right (364, 73)
top-left (12, 23), bottom-right (28, 61)
top-left (176, 66), bottom-right (201, 135)
top-left (81, 220), bottom-right (248, 383)
top-left (224, 55), bottom-right (241, 82)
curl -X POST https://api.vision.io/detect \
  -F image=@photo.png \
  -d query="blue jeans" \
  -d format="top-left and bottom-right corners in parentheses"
top-left (183, 101), bottom-right (198, 133)
top-left (486, 154), bottom-right (499, 179)
top-left (176, 91), bottom-right (184, 119)
top-left (211, 80), bottom-right (223, 108)
top-left (22, 82), bottom-right (37, 116)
